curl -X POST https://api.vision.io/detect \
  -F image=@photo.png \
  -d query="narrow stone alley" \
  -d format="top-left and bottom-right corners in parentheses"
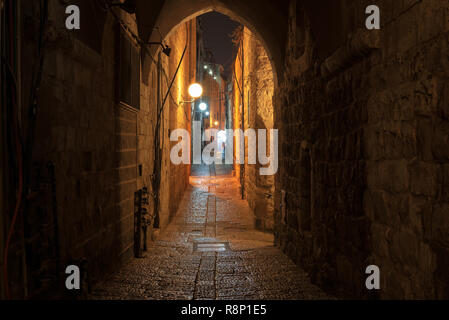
top-left (90, 165), bottom-right (330, 300)
top-left (3, 0), bottom-right (449, 301)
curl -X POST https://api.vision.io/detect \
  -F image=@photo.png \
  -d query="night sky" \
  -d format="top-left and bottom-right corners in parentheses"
top-left (199, 12), bottom-right (241, 74)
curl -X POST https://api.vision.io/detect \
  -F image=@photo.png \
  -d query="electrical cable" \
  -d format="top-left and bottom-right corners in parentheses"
top-left (2, 0), bottom-right (23, 300)
top-left (233, 56), bottom-right (243, 98)
top-left (2, 92), bottom-right (22, 300)
top-left (159, 44), bottom-right (187, 119)
top-left (1, 55), bottom-right (18, 93)
top-left (2, 0), bottom-right (48, 300)
top-left (103, 0), bottom-right (185, 110)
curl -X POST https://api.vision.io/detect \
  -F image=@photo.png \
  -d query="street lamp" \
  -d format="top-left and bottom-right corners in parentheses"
top-left (188, 83), bottom-right (203, 99)
top-left (147, 41), bottom-right (171, 57)
top-left (179, 83), bottom-right (203, 105)
top-left (205, 111), bottom-right (210, 116)
top-left (199, 103), bottom-right (208, 111)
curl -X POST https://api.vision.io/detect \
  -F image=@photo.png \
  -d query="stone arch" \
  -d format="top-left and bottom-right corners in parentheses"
top-left (135, 0), bottom-right (289, 88)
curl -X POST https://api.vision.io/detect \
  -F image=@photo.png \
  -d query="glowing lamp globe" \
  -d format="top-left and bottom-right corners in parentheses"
top-left (199, 103), bottom-right (207, 111)
top-left (217, 130), bottom-right (227, 142)
top-left (188, 83), bottom-right (203, 99)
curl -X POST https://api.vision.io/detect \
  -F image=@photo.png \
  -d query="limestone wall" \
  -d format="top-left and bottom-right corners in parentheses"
top-left (275, 0), bottom-right (449, 299)
top-left (232, 27), bottom-right (275, 232)
top-left (5, 1), bottom-right (195, 297)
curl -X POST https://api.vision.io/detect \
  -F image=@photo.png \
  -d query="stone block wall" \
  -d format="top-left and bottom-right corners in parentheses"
top-left (364, 0), bottom-right (449, 299)
top-left (3, 0), bottom-right (449, 300)
top-left (232, 27), bottom-right (275, 232)
top-left (3, 1), bottom-right (195, 298)
top-left (274, 0), bottom-right (449, 299)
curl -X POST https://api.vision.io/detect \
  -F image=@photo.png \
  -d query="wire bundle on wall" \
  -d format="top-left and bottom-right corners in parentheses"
top-left (1, 0), bottom-right (23, 300)
top-left (1, 0), bottom-right (48, 300)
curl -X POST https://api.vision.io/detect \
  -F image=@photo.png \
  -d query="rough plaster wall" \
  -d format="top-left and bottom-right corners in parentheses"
top-left (275, 0), bottom-right (449, 299)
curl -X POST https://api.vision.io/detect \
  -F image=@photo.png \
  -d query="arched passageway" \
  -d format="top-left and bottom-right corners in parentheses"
top-left (1, 0), bottom-right (449, 300)
top-left (135, 0), bottom-right (288, 87)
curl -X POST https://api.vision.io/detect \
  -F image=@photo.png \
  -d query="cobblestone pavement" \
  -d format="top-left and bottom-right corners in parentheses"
top-left (90, 165), bottom-right (331, 300)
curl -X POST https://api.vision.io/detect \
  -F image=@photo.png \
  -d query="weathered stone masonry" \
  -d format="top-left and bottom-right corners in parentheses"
top-left (274, 0), bottom-right (449, 299)
top-left (2, 1), bottom-right (195, 298)
top-left (2, 0), bottom-right (449, 300)
top-left (232, 27), bottom-right (275, 232)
